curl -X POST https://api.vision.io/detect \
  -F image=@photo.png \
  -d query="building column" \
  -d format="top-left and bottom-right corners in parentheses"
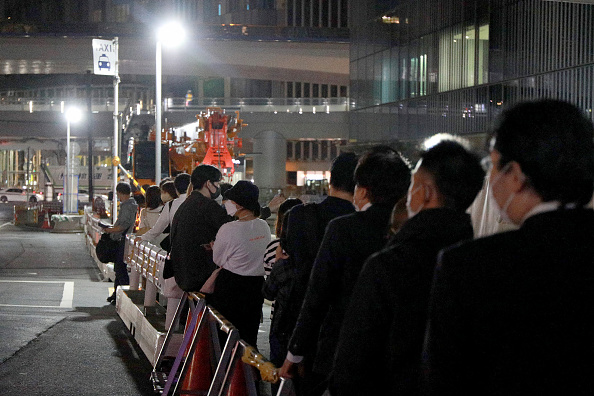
top-left (252, 130), bottom-right (287, 190)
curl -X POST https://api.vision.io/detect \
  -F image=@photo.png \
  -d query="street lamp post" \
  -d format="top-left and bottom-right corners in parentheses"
top-left (64, 107), bottom-right (82, 214)
top-left (155, 22), bottom-right (185, 185)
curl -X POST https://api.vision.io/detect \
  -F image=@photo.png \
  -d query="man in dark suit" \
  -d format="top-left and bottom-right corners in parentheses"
top-left (280, 147), bottom-right (411, 394)
top-left (273, 152), bottom-right (359, 386)
top-left (331, 138), bottom-right (485, 396)
top-left (424, 100), bottom-right (594, 395)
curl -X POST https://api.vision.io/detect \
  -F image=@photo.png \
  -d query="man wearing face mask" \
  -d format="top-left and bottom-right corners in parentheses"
top-left (424, 100), bottom-right (594, 396)
top-left (280, 148), bottom-right (410, 394)
top-left (169, 165), bottom-right (231, 292)
top-left (330, 138), bottom-right (484, 396)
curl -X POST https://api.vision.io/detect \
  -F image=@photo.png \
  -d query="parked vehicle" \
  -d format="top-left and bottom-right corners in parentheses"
top-left (0, 187), bottom-right (44, 203)
top-left (56, 189), bottom-right (109, 203)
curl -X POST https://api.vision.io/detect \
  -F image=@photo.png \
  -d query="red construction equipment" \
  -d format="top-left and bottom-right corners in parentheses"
top-left (198, 108), bottom-right (243, 178)
top-left (135, 107), bottom-right (245, 185)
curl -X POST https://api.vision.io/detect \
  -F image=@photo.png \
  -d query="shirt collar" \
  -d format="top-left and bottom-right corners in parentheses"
top-left (359, 202), bottom-right (372, 212)
top-left (521, 201), bottom-right (561, 224)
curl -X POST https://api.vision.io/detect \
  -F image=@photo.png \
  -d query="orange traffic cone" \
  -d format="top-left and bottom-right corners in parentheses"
top-left (225, 357), bottom-right (248, 396)
top-left (42, 210), bottom-right (52, 229)
top-left (181, 311), bottom-right (214, 394)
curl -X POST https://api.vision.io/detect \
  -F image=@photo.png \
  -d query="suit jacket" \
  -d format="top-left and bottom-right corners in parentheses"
top-left (169, 191), bottom-right (230, 292)
top-left (280, 196), bottom-right (356, 339)
top-left (288, 203), bottom-right (394, 375)
top-left (331, 208), bottom-right (474, 396)
top-left (424, 208), bottom-right (594, 396)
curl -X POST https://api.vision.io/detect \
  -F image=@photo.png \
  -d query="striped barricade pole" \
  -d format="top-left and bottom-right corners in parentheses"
top-left (124, 235), bottom-right (140, 290)
top-left (126, 236), bottom-right (143, 290)
top-left (219, 340), bottom-right (297, 396)
top-left (143, 246), bottom-right (161, 308)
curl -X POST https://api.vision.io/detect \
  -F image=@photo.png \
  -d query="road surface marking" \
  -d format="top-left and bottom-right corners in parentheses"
top-left (0, 280), bottom-right (74, 309)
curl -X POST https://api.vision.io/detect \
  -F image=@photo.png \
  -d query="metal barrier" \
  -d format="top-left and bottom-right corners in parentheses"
top-left (116, 235), bottom-right (297, 396)
top-left (84, 207), bottom-right (115, 281)
top-left (152, 293), bottom-right (241, 396)
top-left (124, 234), bottom-right (167, 308)
top-left (150, 292), bottom-right (296, 396)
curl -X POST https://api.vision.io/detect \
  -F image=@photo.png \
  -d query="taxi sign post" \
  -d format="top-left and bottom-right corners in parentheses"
top-left (92, 38), bottom-right (119, 222)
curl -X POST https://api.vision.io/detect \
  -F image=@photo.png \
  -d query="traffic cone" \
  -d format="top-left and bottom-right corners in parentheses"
top-left (42, 210), bottom-right (52, 229)
top-left (181, 310), bottom-right (214, 394)
top-left (225, 357), bottom-right (248, 396)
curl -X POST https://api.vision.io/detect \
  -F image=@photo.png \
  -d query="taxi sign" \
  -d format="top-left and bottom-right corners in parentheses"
top-left (92, 39), bottom-right (117, 76)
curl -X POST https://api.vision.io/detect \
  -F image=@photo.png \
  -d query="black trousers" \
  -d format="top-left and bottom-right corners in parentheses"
top-left (206, 269), bottom-right (264, 347)
top-left (112, 240), bottom-right (129, 296)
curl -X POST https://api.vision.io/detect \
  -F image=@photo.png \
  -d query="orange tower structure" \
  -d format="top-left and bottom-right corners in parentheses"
top-left (197, 107), bottom-right (243, 178)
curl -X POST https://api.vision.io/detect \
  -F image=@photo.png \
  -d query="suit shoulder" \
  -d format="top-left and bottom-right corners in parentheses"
top-left (439, 230), bottom-right (519, 267)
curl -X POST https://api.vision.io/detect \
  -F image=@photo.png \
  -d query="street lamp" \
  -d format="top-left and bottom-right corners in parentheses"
top-left (64, 107), bottom-right (82, 213)
top-left (155, 21), bottom-right (185, 185)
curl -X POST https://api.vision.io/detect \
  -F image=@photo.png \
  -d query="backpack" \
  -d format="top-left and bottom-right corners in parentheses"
top-left (96, 233), bottom-right (119, 263)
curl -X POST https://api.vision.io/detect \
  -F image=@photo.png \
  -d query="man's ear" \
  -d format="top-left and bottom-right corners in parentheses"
top-left (509, 161), bottom-right (528, 191)
top-left (360, 185), bottom-right (370, 200)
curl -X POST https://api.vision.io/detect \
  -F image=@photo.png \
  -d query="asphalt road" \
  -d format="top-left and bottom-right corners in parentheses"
top-left (0, 204), bottom-right (154, 395)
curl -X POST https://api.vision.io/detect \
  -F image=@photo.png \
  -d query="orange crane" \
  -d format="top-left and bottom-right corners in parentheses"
top-left (142, 107), bottom-right (245, 183)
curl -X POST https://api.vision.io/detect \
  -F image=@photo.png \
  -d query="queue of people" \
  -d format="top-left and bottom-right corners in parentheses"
top-left (106, 99), bottom-right (593, 395)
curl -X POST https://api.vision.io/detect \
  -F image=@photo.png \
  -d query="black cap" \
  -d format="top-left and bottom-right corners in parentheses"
top-left (224, 181), bottom-right (261, 214)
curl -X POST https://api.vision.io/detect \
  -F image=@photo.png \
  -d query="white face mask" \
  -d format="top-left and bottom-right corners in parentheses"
top-left (406, 185), bottom-right (424, 219)
top-left (488, 162), bottom-right (514, 223)
top-left (224, 200), bottom-right (238, 216)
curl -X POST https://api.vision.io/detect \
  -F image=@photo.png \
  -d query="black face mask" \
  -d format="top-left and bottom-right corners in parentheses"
top-left (208, 181), bottom-right (221, 200)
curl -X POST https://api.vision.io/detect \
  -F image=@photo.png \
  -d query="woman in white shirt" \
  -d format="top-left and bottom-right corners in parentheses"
top-left (136, 186), bottom-right (163, 239)
top-left (208, 181), bottom-right (271, 346)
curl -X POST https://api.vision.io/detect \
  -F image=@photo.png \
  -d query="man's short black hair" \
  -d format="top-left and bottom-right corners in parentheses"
top-left (116, 182), bottom-right (131, 195)
top-left (419, 139), bottom-right (485, 212)
top-left (493, 99), bottom-right (594, 205)
top-left (174, 173), bottom-right (191, 194)
top-left (330, 152), bottom-right (359, 193)
top-left (354, 147), bottom-right (410, 205)
top-left (191, 165), bottom-right (222, 190)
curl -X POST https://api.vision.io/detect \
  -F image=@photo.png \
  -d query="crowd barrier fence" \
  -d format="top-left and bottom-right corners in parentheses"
top-left (116, 234), bottom-right (296, 396)
top-left (84, 207), bottom-right (115, 281)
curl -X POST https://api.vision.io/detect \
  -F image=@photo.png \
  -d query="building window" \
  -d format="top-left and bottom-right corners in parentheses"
top-left (439, 24), bottom-right (489, 92)
top-left (287, 82), bottom-right (293, 97)
top-left (287, 171), bottom-right (297, 185)
top-left (113, 5), bottom-right (130, 23)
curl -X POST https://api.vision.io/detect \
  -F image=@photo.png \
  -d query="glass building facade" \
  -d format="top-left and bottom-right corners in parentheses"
top-left (349, 0), bottom-right (594, 143)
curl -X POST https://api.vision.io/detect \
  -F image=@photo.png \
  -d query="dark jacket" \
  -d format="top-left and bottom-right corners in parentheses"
top-left (262, 257), bottom-right (293, 336)
top-left (169, 191), bottom-right (230, 292)
top-left (330, 208), bottom-right (474, 396)
top-left (281, 196), bottom-right (356, 342)
top-left (288, 203), bottom-right (394, 375)
top-left (424, 208), bottom-right (594, 396)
